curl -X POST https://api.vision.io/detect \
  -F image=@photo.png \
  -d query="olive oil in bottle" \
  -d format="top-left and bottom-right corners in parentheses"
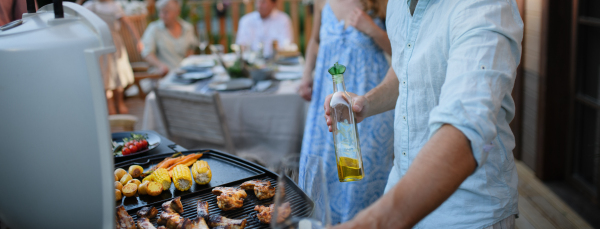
top-left (328, 62), bottom-right (364, 182)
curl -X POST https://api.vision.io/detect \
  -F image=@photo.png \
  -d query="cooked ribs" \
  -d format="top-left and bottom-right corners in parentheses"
top-left (162, 197), bottom-right (184, 214)
top-left (137, 217), bottom-right (157, 229)
top-left (176, 218), bottom-right (209, 229)
top-left (254, 202), bottom-right (291, 224)
top-left (212, 187), bottom-right (247, 210)
top-left (158, 212), bottom-right (182, 229)
top-left (158, 197), bottom-right (184, 229)
top-left (116, 205), bottom-right (136, 229)
top-left (137, 206), bottom-right (159, 219)
top-left (240, 180), bottom-right (276, 200)
top-left (197, 200), bottom-right (247, 229)
top-left (197, 200), bottom-right (210, 219)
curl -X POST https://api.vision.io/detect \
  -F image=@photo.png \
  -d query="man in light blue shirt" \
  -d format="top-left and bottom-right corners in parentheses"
top-left (324, 0), bottom-right (523, 228)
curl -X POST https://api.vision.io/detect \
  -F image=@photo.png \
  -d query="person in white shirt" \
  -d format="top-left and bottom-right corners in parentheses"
top-left (235, 0), bottom-right (293, 57)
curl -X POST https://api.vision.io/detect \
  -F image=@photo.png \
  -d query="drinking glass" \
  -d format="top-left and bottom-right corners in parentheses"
top-left (271, 155), bottom-right (331, 229)
top-left (197, 23), bottom-right (209, 54)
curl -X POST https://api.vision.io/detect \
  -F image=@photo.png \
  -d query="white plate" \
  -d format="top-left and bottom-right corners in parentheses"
top-left (180, 71), bottom-right (213, 80)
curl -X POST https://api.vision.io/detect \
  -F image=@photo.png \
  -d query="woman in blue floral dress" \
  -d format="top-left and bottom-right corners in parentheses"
top-left (297, 0), bottom-right (393, 223)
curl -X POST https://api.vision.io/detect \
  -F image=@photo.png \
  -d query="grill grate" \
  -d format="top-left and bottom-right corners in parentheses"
top-left (128, 175), bottom-right (313, 228)
top-left (118, 150), bottom-right (314, 229)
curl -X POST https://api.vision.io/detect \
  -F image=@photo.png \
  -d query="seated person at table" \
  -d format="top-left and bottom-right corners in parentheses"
top-left (235, 0), bottom-right (293, 58)
top-left (141, 0), bottom-right (198, 75)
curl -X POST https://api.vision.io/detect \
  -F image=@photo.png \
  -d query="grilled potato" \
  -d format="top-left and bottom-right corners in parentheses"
top-left (116, 189), bottom-right (122, 201)
top-left (115, 173), bottom-right (118, 181)
top-left (138, 181), bottom-right (149, 195)
top-left (120, 173), bottom-right (132, 186)
top-left (122, 183), bottom-right (138, 197)
top-left (127, 179), bottom-right (141, 187)
top-left (147, 181), bottom-right (162, 196)
top-left (129, 165), bottom-right (144, 178)
top-left (115, 181), bottom-right (123, 192)
top-left (115, 168), bottom-right (127, 180)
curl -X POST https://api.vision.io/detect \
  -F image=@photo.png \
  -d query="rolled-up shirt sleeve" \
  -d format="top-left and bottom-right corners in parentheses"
top-left (428, 1), bottom-right (523, 168)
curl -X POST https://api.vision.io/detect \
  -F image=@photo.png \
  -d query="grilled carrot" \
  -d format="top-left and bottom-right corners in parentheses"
top-left (142, 152), bottom-right (184, 177)
top-left (167, 153), bottom-right (203, 171)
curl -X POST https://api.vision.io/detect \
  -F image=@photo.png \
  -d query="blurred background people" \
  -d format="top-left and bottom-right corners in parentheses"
top-left (0, 0), bottom-right (36, 26)
top-left (297, 0), bottom-right (392, 224)
top-left (141, 0), bottom-right (197, 75)
top-left (83, 0), bottom-right (139, 114)
top-left (235, 0), bottom-right (292, 58)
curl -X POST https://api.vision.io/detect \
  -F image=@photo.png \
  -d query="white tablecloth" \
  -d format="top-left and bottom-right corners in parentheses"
top-left (142, 55), bottom-right (309, 168)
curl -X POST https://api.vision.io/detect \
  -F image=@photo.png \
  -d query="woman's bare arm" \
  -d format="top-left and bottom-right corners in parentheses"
top-left (298, 1), bottom-right (324, 101)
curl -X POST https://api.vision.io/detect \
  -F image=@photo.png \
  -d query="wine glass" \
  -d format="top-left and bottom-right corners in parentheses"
top-left (271, 155), bottom-right (331, 229)
top-left (197, 23), bottom-right (209, 54)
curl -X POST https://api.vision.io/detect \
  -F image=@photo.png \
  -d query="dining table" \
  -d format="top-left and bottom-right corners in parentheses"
top-left (141, 54), bottom-right (310, 168)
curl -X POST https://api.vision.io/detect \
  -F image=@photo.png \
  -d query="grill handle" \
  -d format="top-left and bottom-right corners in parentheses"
top-left (53, 0), bottom-right (64, 18)
top-left (26, 0), bottom-right (36, 13)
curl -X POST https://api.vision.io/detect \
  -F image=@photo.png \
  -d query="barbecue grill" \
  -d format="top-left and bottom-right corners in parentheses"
top-left (115, 150), bottom-right (313, 228)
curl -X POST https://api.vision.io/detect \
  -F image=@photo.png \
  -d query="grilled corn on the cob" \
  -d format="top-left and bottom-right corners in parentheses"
top-left (172, 165), bottom-right (192, 191)
top-left (192, 160), bottom-right (212, 185)
top-left (143, 168), bottom-right (171, 191)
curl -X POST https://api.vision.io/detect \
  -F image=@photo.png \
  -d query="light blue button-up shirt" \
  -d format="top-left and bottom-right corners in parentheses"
top-left (383, 0), bottom-right (523, 228)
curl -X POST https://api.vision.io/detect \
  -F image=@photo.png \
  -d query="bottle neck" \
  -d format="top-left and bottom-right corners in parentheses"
top-left (333, 74), bottom-right (346, 92)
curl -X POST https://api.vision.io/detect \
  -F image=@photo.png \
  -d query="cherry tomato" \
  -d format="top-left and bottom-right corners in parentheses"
top-left (129, 145), bottom-right (138, 153)
top-left (124, 142), bottom-right (131, 147)
top-left (122, 147), bottom-right (131, 156)
top-left (135, 141), bottom-right (143, 150)
top-left (142, 140), bottom-right (148, 149)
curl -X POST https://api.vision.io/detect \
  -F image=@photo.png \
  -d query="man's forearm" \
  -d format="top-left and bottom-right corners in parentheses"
top-left (364, 68), bottom-right (399, 117)
top-left (342, 125), bottom-right (477, 229)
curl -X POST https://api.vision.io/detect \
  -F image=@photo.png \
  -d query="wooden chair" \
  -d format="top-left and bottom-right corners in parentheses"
top-left (119, 14), bottom-right (164, 99)
top-left (155, 88), bottom-right (236, 155)
top-left (109, 114), bottom-right (138, 132)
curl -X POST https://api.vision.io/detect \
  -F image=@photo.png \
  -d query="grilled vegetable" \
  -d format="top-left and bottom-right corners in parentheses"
top-left (192, 160), bottom-right (212, 185)
top-left (172, 165), bottom-right (193, 191)
top-left (115, 168), bottom-right (127, 180)
top-left (143, 168), bottom-right (171, 191)
top-left (127, 179), bottom-right (141, 186)
top-left (142, 152), bottom-right (183, 177)
top-left (115, 181), bottom-right (123, 192)
top-left (115, 189), bottom-right (122, 201)
top-left (166, 153), bottom-right (204, 171)
top-left (147, 181), bottom-right (163, 196)
top-left (138, 181), bottom-right (149, 195)
top-left (122, 183), bottom-right (138, 197)
top-left (128, 165), bottom-right (143, 178)
top-left (120, 173), bottom-right (132, 186)
top-left (115, 173), bottom-right (118, 181)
